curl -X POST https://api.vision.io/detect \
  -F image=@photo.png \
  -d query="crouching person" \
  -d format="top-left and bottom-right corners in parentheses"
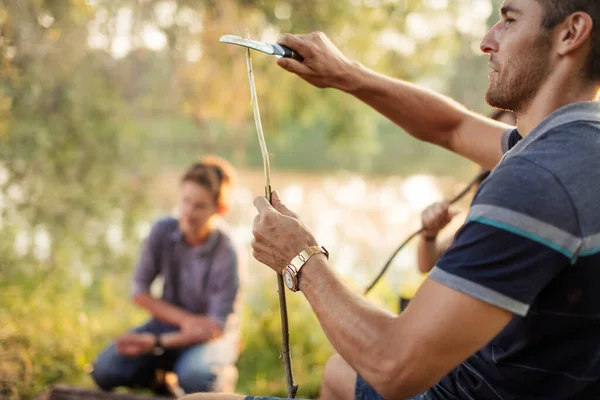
top-left (91, 156), bottom-right (242, 395)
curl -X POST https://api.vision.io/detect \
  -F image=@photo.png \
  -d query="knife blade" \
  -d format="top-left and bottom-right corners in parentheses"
top-left (220, 34), bottom-right (304, 61)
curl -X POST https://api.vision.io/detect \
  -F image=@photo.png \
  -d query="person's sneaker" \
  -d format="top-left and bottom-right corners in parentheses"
top-left (165, 372), bottom-right (185, 397)
top-left (152, 370), bottom-right (177, 398)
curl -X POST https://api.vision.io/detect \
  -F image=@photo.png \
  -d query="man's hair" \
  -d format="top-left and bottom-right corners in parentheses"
top-left (182, 155), bottom-right (236, 213)
top-left (536, 0), bottom-right (600, 81)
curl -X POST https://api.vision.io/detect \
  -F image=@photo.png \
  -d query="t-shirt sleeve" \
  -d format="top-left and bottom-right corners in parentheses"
top-left (429, 156), bottom-right (582, 316)
top-left (131, 220), bottom-right (165, 296)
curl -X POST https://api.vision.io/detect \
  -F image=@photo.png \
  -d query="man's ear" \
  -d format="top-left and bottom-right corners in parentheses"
top-left (556, 11), bottom-right (593, 56)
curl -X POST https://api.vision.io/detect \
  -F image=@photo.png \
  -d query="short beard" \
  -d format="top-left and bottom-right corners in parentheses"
top-left (485, 31), bottom-right (553, 114)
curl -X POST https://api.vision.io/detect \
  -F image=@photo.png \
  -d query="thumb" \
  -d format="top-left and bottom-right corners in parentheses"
top-left (271, 191), bottom-right (298, 218)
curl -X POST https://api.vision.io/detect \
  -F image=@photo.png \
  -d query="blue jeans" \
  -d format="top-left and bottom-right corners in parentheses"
top-left (354, 374), bottom-right (425, 400)
top-left (244, 375), bottom-right (425, 400)
top-left (91, 319), bottom-right (238, 394)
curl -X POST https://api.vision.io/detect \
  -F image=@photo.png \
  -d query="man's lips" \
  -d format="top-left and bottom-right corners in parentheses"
top-left (488, 62), bottom-right (500, 79)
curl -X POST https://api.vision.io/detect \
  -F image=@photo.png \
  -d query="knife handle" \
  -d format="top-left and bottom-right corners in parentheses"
top-left (280, 45), bottom-right (304, 62)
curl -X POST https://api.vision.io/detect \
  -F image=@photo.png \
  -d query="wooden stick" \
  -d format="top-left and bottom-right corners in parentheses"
top-left (245, 46), bottom-right (298, 398)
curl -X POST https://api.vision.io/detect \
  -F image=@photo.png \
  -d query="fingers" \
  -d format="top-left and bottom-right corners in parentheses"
top-left (254, 192), bottom-right (299, 219)
top-left (250, 237), bottom-right (273, 268)
top-left (278, 33), bottom-right (314, 58)
top-left (422, 201), bottom-right (456, 233)
top-left (253, 196), bottom-right (275, 213)
top-left (438, 201), bottom-right (450, 214)
top-left (277, 57), bottom-right (311, 75)
top-left (271, 191), bottom-right (298, 218)
top-left (426, 202), bottom-right (449, 220)
top-left (276, 33), bottom-right (313, 74)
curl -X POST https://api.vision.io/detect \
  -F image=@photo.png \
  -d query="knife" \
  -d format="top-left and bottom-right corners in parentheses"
top-left (219, 34), bottom-right (304, 62)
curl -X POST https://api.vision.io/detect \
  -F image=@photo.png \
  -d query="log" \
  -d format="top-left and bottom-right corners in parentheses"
top-left (39, 385), bottom-right (174, 400)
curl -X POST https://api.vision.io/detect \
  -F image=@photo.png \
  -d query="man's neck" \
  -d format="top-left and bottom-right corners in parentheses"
top-left (185, 224), bottom-right (216, 247)
top-left (517, 74), bottom-right (599, 136)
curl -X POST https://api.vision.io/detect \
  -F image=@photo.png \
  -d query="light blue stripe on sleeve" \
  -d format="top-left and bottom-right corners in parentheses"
top-left (580, 233), bottom-right (600, 256)
top-left (429, 266), bottom-right (530, 316)
top-left (468, 204), bottom-right (582, 260)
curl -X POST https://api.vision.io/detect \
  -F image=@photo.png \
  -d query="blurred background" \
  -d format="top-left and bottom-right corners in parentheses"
top-left (0, 0), bottom-right (503, 398)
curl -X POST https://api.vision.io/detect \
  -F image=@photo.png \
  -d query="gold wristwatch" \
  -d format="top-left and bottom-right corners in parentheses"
top-left (283, 245), bottom-right (329, 292)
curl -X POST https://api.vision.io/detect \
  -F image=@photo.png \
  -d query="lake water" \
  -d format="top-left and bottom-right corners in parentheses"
top-left (149, 168), bottom-right (476, 296)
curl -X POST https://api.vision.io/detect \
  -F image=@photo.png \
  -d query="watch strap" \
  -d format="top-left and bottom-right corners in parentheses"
top-left (289, 245), bottom-right (329, 273)
top-left (153, 334), bottom-right (165, 356)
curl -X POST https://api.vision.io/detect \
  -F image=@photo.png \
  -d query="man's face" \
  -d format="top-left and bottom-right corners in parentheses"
top-left (179, 181), bottom-right (218, 237)
top-left (481, 0), bottom-right (554, 113)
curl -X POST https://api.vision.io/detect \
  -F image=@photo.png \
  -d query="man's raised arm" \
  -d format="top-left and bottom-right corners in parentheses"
top-left (277, 32), bottom-right (510, 170)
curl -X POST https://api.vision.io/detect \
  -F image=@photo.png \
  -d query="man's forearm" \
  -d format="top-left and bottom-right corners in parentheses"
top-left (417, 236), bottom-right (440, 273)
top-left (341, 63), bottom-right (506, 170)
top-left (160, 327), bottom-right (215, 349)
top-left (133, 292), bottom-right (193, 327)
top-left (345, 63), bottom-right (466, 146)
top-left (298, 255), bottom-right (416, 397)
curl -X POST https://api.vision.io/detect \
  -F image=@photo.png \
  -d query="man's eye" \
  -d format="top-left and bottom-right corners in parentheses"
top-left (504, 18), bottom-right (515, 28)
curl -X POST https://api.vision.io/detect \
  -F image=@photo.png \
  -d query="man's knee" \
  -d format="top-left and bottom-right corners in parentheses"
top-left (90, 350), bottom-right (121, 391)
top-left (90, 343), bottom-right (138, 391)
top-left (177, 365), bottom-right (217, 393)
top-left (321, 354), bottom-right (357, 400)
top-left (323, 354), bottom-right (347, 389)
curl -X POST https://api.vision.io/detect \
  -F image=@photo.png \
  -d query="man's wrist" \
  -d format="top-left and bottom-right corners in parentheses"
top-left (339, 60), bottom-right (367, 94)
top-left (297, 253), bottom-right (328, 292)
top-left (152, 333), bottom-right (165, 355)
top-left (422, 233), bottom-right (438, 242)
top-left (283, 246), bottom-right (328, 292)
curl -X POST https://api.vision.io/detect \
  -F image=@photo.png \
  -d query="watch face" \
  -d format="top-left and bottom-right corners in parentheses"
top-left (283, 270), bottom-right (294, 290)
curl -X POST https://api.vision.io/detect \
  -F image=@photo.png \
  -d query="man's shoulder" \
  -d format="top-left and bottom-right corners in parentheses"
top-left (471, 155), bottom-right (580, 239)
top-left (477, 155), bottom-right (570, 207)
top-left (509, 120), bottom-right (600, 214)
top-left (510, 116), bottom-right (600, 166)
top-left (149, 216), bottom-right (179, 241)
top-left (529, 120), bottom-right (600, 155)
top-left (215, 228), bottom-right (235, 249)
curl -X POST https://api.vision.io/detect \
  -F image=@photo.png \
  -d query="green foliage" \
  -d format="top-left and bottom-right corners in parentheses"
top-left (0, 269), bottom-right (146, 399)
top-left (0, 266), bottom-right (397, 399)
top-left (236, 286), bottom-right (333, 398)
top-left (237, 278), bottom-right (398, 398)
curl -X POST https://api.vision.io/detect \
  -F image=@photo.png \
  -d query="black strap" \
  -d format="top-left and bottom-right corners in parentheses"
top-left (363, 170), bottom-right (490, 295)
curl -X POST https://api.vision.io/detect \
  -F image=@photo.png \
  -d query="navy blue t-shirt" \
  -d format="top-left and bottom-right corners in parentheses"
top-left (424, 102), bottom-right (600, 399)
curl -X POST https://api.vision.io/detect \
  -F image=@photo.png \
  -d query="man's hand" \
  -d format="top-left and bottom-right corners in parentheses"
top-left (421, 201), bottom-right (458, 239)
top-left (115, 332), bottom-right (155, 357)
top-left (251, 191), bottom-right (317, 274)
top-left (276, 32), bottom-right (358, 92)
top-left (180, 315), bottom-right (221, 341)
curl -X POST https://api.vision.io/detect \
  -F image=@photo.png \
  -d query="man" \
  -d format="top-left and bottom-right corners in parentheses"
top-left (92, 157), bottom-right (241, 395)
top-left (187, 0), bottom-right (600, 399)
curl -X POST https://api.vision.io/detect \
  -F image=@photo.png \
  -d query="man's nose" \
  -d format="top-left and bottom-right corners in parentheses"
top-left (181, 204), bottom-right (192, 216)
top-left (480, 23), bottom-right (500, 54)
